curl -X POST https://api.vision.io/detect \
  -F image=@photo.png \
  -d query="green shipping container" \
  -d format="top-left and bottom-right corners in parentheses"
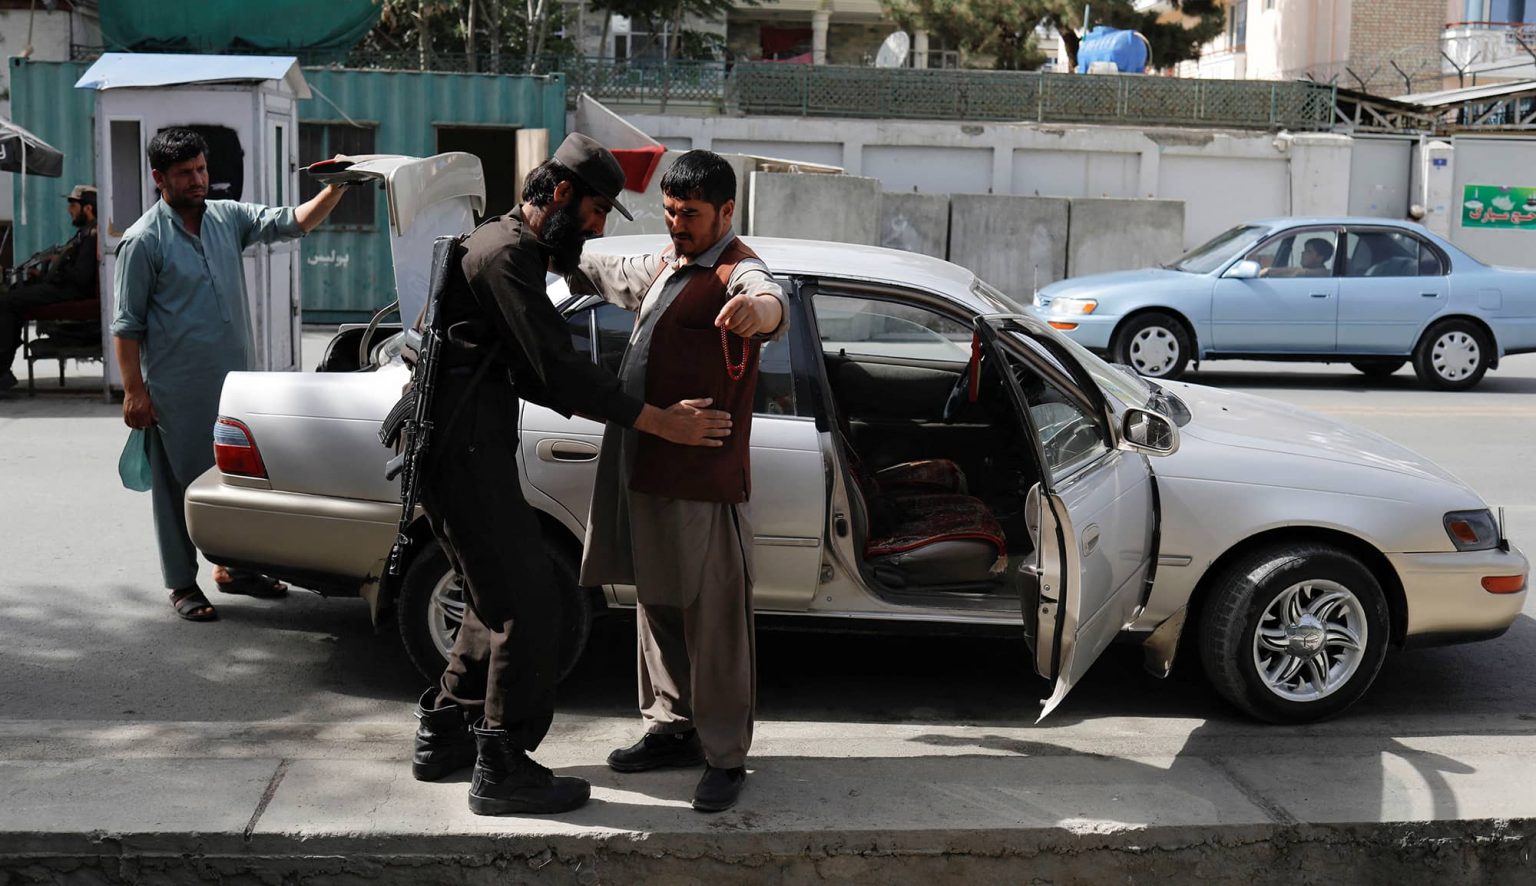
top-left (10, 59), bottom-right (566, 323)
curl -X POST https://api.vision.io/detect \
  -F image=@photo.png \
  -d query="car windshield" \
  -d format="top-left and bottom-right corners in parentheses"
top-left (971, 279), bottom-right (1152, 409)
top-left (1171, 224), bottom-right (1271, 274)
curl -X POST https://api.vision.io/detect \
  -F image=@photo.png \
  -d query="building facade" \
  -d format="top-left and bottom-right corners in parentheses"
top-left (1168, 0), bottom-right (1451, 96)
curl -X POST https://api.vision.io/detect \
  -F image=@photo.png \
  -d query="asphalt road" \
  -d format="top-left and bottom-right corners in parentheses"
top-left (2, 345), bottom-right (1535, 798)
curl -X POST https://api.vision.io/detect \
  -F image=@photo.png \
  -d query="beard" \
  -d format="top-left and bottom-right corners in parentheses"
top-left (72, 211), bottom-right (91, 228)
top-left (543, 203), bottom-right (590, 275)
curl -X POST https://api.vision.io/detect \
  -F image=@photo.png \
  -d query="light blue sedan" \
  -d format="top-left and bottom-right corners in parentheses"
top-left (1033, 218), bottom-right (1536, 389)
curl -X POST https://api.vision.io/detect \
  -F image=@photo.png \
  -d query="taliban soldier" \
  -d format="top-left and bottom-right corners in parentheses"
top-left (575, 150), bottom-right (788, 813)
top-left (408, 134), bottom-right (733, 816)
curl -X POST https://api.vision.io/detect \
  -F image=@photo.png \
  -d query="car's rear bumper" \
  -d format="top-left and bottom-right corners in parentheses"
top-left (1388, 545), bottom-right (1529, 644)
top-left (185, 469), bottom-right (397, 585)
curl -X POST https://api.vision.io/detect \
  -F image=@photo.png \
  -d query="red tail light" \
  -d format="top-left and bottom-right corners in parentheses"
top-left (213, 417), bottom-right (267, 478)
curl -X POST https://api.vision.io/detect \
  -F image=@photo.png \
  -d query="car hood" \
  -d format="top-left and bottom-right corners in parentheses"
top-left (1036, 267), bottom-right (1191, 300)
top-left (1155, 381), bottom-right (1470, 493)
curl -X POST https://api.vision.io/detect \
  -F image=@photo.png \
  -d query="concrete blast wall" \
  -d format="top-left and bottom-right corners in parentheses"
top-left (749, 172), bottom-right (881, 245)
top-left (1067, 199), bottom-right (1186, 278)
top-left (879, 192), bottom-right (950, 258)
top-left (624, 113), bottom-right (1356, 252)
top-left (949, 195), bottom-right (1069, 302)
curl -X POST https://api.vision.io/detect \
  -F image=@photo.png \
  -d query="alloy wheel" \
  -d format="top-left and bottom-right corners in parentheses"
top-left (1252, 579), bottom-right (1368, 702)
top-left (428, 571), bottom-right (467, 660)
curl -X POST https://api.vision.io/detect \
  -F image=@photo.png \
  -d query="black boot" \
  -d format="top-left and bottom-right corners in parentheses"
top-left (692, 764), bottom-right (747, 813)
top-left (468, 720), bottom-right (590, 816)
top-left (411, 688), bottom-right (477, 782)
top-left (607, 730), bottom-right (706, 773)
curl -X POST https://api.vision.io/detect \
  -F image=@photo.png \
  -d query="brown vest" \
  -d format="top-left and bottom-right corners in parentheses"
top-left (629, 239), bottom-right (763, 504)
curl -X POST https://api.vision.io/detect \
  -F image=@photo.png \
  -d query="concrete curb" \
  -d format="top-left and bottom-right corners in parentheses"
top-left (4, 819), bottom-right (1535, 884)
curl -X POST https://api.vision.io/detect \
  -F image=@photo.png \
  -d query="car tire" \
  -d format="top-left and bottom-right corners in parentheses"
top-left (1113, 312), bottom-right (1192, 380)
top-left (1350, 359), bottom-right (1405, 379)
top-left (1412, 319), bottom-right (1491, 391)
top-left (397, 537), bottom-right (595, 685)
top-left (1198, 542), bottom-right (1389, 724)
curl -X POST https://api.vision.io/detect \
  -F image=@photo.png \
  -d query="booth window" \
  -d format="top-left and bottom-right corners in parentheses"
top-left (109, 120), bottom-right (144, 238)
top-left (299, 122), bottom-right (378, 229)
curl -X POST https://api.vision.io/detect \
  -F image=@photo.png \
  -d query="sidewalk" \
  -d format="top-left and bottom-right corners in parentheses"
top-left (4, 714), bottom-right (1535, 884)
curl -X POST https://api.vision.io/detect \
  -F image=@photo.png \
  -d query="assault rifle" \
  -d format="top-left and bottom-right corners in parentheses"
top-left (381, 235), bottom-right (462, 577)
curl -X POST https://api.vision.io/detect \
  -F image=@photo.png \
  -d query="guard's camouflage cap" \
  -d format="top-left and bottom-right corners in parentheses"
top-left (553, 133), bottom-right (633, 221)
top-left (65, 184), bottom-right (97, 205)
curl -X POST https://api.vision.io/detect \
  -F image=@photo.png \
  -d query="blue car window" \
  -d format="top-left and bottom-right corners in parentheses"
top-left (1252, 231), bottom-right (1337, 279)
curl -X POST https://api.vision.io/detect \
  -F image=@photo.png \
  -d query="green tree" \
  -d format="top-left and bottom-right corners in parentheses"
top-left (880, 0), bottom-right (1223, 71)
top-left (359, 0), bottom-right (577, 72)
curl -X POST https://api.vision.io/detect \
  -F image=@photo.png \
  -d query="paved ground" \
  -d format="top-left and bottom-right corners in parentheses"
top-left (2, 339), bottom-right (1536, 882)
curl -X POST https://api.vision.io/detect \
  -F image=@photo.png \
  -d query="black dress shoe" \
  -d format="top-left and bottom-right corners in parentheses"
top-left (692, 764), bottom-right (746, 813)
top-left (607, 730), bottom-right (706, 773)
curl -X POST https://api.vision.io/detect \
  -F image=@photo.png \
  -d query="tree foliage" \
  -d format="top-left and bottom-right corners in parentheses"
top-left (879, 0), bottom-right (1224, 71)
top-left (357, 0), bottom-right (576, 70)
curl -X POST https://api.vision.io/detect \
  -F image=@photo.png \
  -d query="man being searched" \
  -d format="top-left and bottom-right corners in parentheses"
top-left (407, 134), bottom-right (733, 817)
top-left (112, 128), bottom-right (349, 621)
top-left (0, 185), bottom-right (99, 392)
top-left (575, 150), bottom-right (787, 814)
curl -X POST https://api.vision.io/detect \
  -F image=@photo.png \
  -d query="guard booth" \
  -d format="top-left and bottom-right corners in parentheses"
top-left (75, 53), bottom-right (307, 388)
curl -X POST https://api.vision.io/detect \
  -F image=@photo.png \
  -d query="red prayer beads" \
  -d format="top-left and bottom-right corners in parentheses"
top-left (721, 326), bottom-right (750, 382)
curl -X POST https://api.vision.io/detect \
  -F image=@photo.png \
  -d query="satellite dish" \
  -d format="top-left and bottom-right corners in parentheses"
top-left (875, 31), bottom-right (911, 68)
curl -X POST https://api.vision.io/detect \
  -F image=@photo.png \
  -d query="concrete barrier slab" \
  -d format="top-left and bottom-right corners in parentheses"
top-left (948, 194), bottom-right (1069, 301)
top-left (1067, 198), bottom-right (1185, 277)
top-left (750, 172), bottom-right (881, 245)
top-left (879, 193), bottom-right (950, 258)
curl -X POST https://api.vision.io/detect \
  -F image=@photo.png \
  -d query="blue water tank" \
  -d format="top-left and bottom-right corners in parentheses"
top-left (1075, 26), bottom-right (1149, 74)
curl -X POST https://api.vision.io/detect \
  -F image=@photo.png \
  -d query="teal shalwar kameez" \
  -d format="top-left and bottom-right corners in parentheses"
top-left (110, 199), bottom-right (305, 590)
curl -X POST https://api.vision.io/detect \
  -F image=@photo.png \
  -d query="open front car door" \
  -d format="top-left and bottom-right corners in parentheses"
top-left (976, 315), bottom-right (1177, 719)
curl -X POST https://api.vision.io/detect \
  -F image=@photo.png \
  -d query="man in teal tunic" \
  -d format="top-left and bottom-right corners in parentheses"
top-left (111, 128), bottom-right (348, 621)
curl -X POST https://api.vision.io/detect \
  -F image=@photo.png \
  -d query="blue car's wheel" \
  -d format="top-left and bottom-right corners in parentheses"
top-left (1113, 312), bottom-right (1191, 380)
top-left (1412, 319), bottom-right (1490, 391)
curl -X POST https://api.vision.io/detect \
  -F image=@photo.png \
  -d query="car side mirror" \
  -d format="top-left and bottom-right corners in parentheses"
top-left (1224, 260), bottom-right (1260, 280)
top-left (1120, 407), bottom-right (1179, 456)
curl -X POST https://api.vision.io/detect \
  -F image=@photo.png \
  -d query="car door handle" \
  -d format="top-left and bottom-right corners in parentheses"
top-left (1081, 524), bottom-right (1101, 557)
top-left (1310, 292), bottom-right (1329, 298)
top-left (536, 440), bottom-right (599, 463)
top-left (1421, 292), bottom-right (1439, 298)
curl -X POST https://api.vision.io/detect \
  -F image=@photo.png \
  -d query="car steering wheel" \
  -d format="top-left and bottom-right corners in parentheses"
top-left (942, 351), bottom-right (985, 424)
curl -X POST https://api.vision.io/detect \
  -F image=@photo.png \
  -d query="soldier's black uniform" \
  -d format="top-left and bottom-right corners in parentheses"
top-left (422, 206), bottom-right (644, 750)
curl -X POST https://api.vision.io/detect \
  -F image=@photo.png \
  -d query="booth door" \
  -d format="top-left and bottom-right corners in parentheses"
top-left (265, 113), bottom-right (299, 370)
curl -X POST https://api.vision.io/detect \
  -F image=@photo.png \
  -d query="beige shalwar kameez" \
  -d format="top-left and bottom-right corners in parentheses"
top-left (574, 230), bottom-right (787, 769)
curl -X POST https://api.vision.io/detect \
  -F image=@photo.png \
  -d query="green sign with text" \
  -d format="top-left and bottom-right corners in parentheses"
top-left (1462, 184), bottom-right (1536, 229)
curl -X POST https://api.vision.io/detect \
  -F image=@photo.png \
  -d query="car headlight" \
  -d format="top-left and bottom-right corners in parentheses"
top-left (1050, 297), bottom-right (1098, 315)
top-left (1444, 509), bottom-right (1500, 551)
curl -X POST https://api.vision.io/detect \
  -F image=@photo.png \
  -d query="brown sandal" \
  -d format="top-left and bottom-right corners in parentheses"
top-left (170, 587), bottom-right (218, 621)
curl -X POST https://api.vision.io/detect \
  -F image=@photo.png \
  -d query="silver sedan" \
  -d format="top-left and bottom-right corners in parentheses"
top-left (187, 236), bottom-right (1529, 725)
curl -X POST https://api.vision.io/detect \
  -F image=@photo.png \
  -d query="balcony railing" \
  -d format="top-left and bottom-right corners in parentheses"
top-left (1442, 21), bottom-right (1536, 75)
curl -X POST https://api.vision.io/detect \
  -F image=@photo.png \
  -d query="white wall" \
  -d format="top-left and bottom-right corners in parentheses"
top-left (625, 113), bottom-right (1355, 248)
top-left (0, 7), bottom-right (100, 225)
